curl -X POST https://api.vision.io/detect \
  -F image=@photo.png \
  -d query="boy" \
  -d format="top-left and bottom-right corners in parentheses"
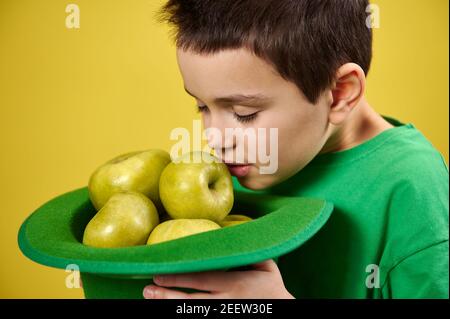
top-left (143, 0), bottom-right (449, 299)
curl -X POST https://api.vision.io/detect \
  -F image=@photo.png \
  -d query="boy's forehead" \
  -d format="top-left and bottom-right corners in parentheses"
top-left (176, 47), bottom-right (282, 100)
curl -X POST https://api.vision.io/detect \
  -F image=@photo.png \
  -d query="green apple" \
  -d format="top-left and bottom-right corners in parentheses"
top-left (147, 219), bottom-right (221, 245)
top-left (159, 151), bottom-right (233, 222)
top-left (83, 191), bottom-right (159, 248)
top-left (88, 149), bottom-right (171, 211)
top-left (219, 214), bottom-right (253, 227)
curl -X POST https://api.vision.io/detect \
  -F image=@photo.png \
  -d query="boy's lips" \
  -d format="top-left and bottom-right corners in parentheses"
top-left (225, 163), bottom-right (251, 177)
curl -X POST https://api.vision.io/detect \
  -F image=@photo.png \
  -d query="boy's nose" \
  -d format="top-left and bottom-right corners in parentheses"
top-left (205, 125), bottom-right (235, 155)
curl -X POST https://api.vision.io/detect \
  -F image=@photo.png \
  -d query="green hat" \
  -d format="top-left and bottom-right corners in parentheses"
top-left (18, 187), bottom-right (333, 298)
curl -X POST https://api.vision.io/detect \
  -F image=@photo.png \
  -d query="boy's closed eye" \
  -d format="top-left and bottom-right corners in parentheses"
top-left (196, 104), bottom-right (259, 124)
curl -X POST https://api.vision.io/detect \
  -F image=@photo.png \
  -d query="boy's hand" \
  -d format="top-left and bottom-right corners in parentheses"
top-left (143, 259), bottom-right (294, 299)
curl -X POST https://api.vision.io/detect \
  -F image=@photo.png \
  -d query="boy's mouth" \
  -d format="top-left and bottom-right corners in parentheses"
top-left (225, 163), bottom-right (251, 177)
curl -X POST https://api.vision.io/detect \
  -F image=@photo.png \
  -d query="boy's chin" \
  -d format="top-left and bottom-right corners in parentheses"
top-left (236, 173), bottom-right (278, 191)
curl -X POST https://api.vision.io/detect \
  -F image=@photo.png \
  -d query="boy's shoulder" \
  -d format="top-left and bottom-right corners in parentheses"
top-left (373, 118), bottom-right (448, 209)
top-left (379, 120), bottom-right (448, 186)
top-left (306, 117), bottom-right (448, 192)
top-left (376, 120), bottom-right (448, 258)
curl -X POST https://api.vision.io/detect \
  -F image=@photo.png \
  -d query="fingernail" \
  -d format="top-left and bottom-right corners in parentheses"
top-left (143, 286), bottom-right (154, 299)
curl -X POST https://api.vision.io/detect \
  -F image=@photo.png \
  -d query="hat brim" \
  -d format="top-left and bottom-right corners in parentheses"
top-left (18, 187), bottom-right (333, 276)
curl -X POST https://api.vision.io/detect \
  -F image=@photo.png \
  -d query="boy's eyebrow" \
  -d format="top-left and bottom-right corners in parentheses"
top-left (184, 87), bottom-right (271, 105)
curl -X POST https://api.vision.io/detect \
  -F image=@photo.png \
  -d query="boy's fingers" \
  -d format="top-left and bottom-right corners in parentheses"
top-left (153, 271), bottom-right (232, 292)
top-left (143, 285), bottom-right (213, 299)
top-left (144, 285), bottom-right (187, 299)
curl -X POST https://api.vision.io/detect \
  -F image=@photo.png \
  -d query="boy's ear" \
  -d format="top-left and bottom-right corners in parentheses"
top-left (329, 63), bottom-right (366, 125)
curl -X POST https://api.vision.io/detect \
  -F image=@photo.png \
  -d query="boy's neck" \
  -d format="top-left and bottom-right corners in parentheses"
top-left (319, 97), bottom-right (394, 154)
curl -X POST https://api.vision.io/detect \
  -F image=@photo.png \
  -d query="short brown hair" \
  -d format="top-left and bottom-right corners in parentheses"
top-left (157, 0), bottom-right (372, 104)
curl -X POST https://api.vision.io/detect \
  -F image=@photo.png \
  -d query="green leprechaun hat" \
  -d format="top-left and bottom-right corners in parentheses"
top-left (18, 187), bottom-right (333, 299)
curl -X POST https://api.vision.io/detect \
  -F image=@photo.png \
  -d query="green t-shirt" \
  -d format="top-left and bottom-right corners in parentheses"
top-left (232, 116), bottom-right (449, 299)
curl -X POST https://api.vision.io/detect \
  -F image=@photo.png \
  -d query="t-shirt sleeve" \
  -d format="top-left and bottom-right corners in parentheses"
top-left (381, 241), bottom-right (449, 299)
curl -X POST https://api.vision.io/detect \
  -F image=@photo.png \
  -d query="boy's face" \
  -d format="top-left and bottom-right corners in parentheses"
top-left (176, 47), bottom-right (333, 190)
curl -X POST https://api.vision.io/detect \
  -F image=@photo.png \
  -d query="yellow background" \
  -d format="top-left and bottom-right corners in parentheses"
top-left (0, 0), bottom-right (448, 298)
